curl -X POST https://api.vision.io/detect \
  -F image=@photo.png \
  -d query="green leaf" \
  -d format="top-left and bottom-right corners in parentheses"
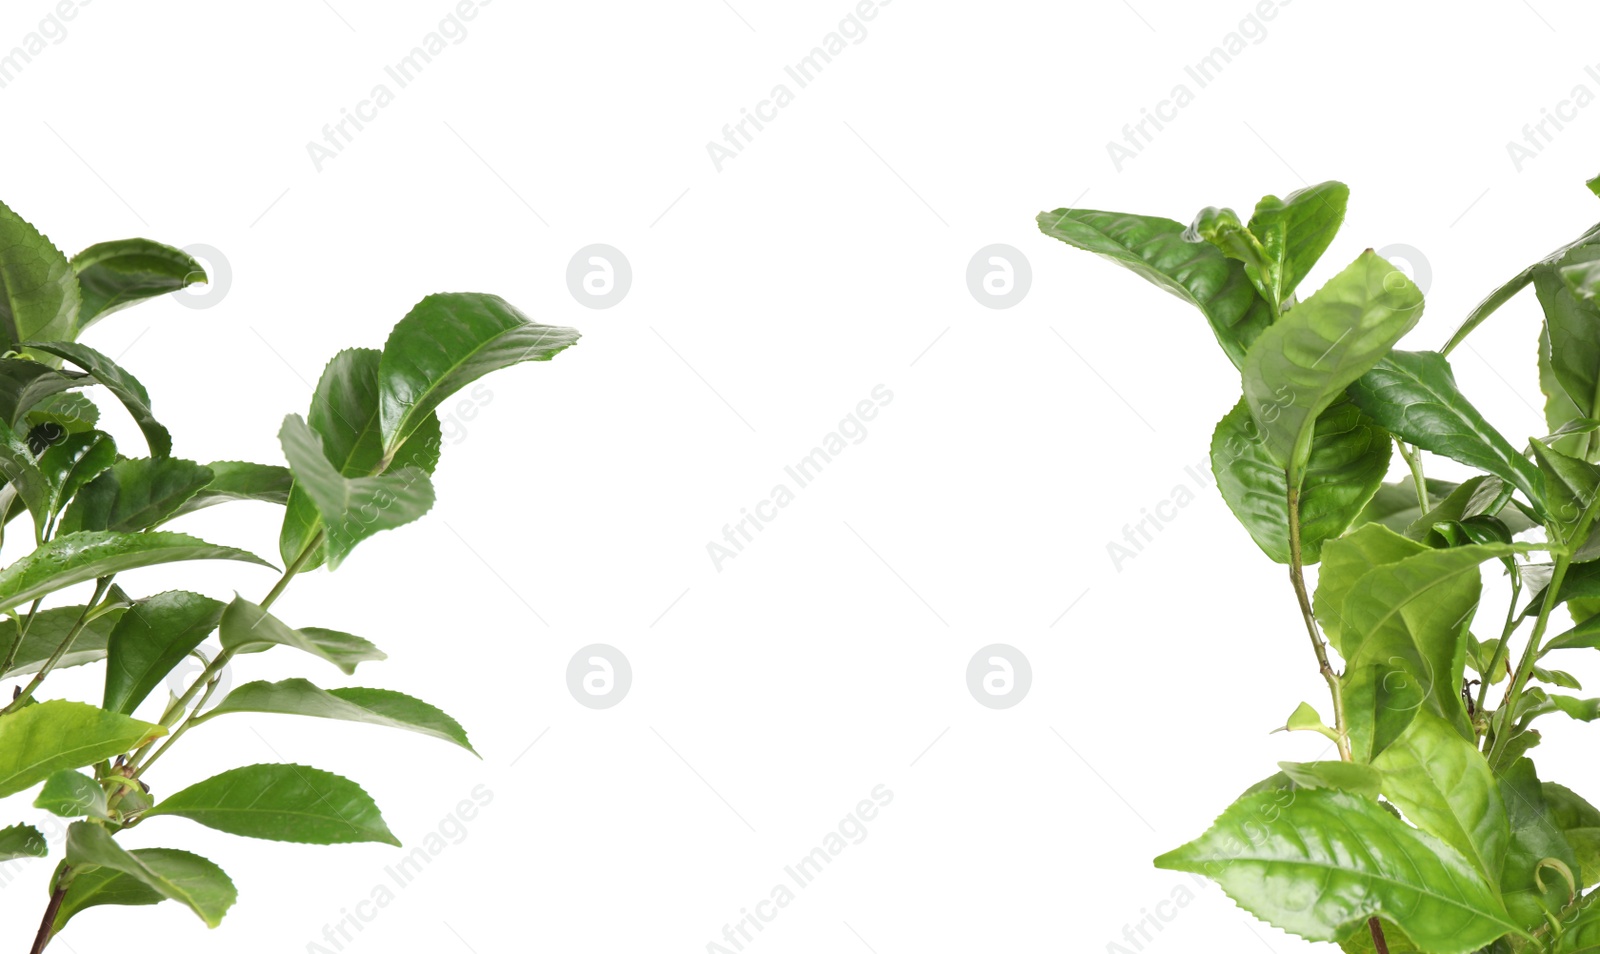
top-left (217, 596), bottom-right (384, 674)
top-left (1352, 476), bottom-right (1461, 533)
top-left (70, 238), bottom-right (204, 334)
top-left (1498, 758), bottom-right (1579, 930)
top-left (1276, 759), bottom-right (1381, 797)
top-left (24, 341), bottom-right (171, 456)
top-left (1245, 181), bottom-right (1349, 307)
top-left (103, 590), bottom-right (226, 715)
top-left (1281, 701), bottom-right (1340, 742)
top-left (0, 530), bottom-right (270, 612)
top-left (1313, 522), bottom-right (1427, 656)
top-left (279, 414), bottom-right (434, 570)
top-left (1155, 787), bottom-right (1522, 952)
top-left (1532, 439), bottom-right (1600, 555)
top-left (0, 200), bottom-right (79, 350)
top-left (377, 292), bottom-right (579, 452)
top-left (1544, 782), bottom-right (1600, 887)
top-left (197, 679), bottom-right (474, 753)
top-left (58, 457), bottom-right (213, 533)
top-left (1338, 919), bottom-right (1422, 954)
top-left (34, 770), bottom-right (109, 819)
top-left (50, 859), bottom-right (166, 934)
top-left (0, 414), bottom-right (50, 539)
top-left (1372, 709), bottom-right (1509, 880)
top-left (0, 700), bottom-right (163, 798)
top-left (36, 429), bottom-right (115, 518)
top-left (0, 823), bottom-right (47, 860)
top-left (1241, 250), bottom-right (1425, 484)
top-left (1349, 351), bottom-right (1546, 509)
top-left (1538, 244), bottom-right (1600, 419)
top-left (1, 603), bottom-right (127, 679)
top-left (1541, 323), bottom-right (1591, 458)
top-left (169, 461), bottom-right (292, 519)
top-left (1404, 476), bottom-right (1508, 544)
top-left (26, 392), bottom-right (98, 435)
top-left (1037, 208), bottom-right (1272, 367)
top-left (0, 359), bottom-right (88, 429)
top-left (1525, 561), bottom-right (1600, 625)
top-left (1186, 205), bottom-right (1278, 307)
top-left (279, 349), bottom-right (443, 570)
top-left (1210, 396), bottom-right (1390, 564)
top-left (63, 822), bottom-right (235, 928)
top-left (146, 763), bottom-right (399, 846)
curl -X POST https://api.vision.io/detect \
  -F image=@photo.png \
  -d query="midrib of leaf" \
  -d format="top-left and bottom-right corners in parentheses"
top-left (1346, 560), bottom-right (1484, 662)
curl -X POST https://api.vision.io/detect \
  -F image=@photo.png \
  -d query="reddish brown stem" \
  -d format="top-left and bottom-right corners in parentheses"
top-left (1368, 917), bottom-right (1390, 954)
top-left (29, 884), bottom-right (65, 954)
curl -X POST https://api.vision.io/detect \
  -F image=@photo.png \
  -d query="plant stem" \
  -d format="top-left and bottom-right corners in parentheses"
top-left (1286, 486), bottom-right (1353, 762)
top-left (2, 579), bottom-right (112, 715)
top-left (30, 881), bottom-right (67, 954)
top-left (0, 598), bottom-right (44, 678)
top-left (1475, 570), bottom-right (1522, 725)
top-left (1367, 917), bottom-right (1390, 954)
top-left (1395, 440), bottom-right (1430, 513)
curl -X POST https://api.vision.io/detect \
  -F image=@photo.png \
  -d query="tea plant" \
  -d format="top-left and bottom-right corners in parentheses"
top-left (1041, 176), bottom-right (1600, 953)
top-left (0, 199), bottom-right (579, 952)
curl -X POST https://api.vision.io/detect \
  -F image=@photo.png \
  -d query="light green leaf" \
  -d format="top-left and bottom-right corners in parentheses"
top-left (146, 763), bottom-right (398, 846)
top-left (0, 531), bottom-right (270, 613)
top-left (1313, 523), bottom-right (1427, 656)
top-left (1532, 439), bottom-right (1600, 556)
top-left (1210, 396), bottom-right (1390, 564)
top-left (0, 823), bottom-right (46, 860)
top-left (70, 238), bottom-right (204, 334)
top-left (58, 457), bottom-right (213, 533)
top-left (1037, 207), bottom-right (1272, 367)
top-left (0, 200), bottom-right (79, 350)
top-left (34, 770), bottom-right (109, 819)
top-left (1352, 476), bottom-right (1461, 533)
top-left (1245, 181), bottom-right (1349, 307)
top-left (1155, 788), bottom-right (1523, 952)
top-left (169, 461), bottom-right (291, 519)
top-left (279, 414), bottom-right (434, 570)
top-left (0, 700), bottom-right (163, 798)
top-left (1538, 244), bottom-right (1600, 420)
top-left (1498, 758), bottom-right (1579, 931)
top-left (377, 292), bottom-right (578, 452)
top-left (197, 678), bottom-right (474, 753)
top-left (103, 590), bottom-right (226, 715)
top-left (1276, 760), bottom-right (1381, 797)
top-left (24, 341), bottom-right (171, 456)
top-left (217, 596), bottom-right (383, 674)
top-left (63, 822), bottom-right (234, 928)
top-left (1186, 205), bottom-right (1278, 307)
top-left (1242, 250), bottom-right (1424, 485)
top-left (1544, 782), bottom-right (1600, 887)
top-left (1372, 709), bottom-right (1509, 880)
top-left (1541, 323), bottom-right (1591, 459)
top-left (0, 602), bottom-right (127, 679)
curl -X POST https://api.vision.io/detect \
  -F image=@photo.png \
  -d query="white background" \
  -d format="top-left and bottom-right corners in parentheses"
top-left (2, 0), bottom-right (1600, 951)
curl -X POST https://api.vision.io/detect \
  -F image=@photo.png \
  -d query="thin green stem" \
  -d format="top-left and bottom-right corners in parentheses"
top-left (1395, 440), bottom-right (1430, 513)
top-left (2, 580), bottom-right (112, 715)
top-left (1475, 571), bottom-right (1522, 725)
top-left (1287, 486), bottom-right (1353, 762)
top-left (0, 597), bottom-right (43, 678)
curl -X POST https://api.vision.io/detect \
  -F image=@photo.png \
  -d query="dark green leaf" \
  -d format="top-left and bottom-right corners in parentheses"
top-left (1541, 323), bottom-right (1591, 458)
top-left (1155, 788), bottom-right (1522, 952)
top-left (103, 591), bottom-right (226, 715)
top-left (0, 414), bottom-right (50, 539)
top-left (36, 429), bottom-right (115, 518)
top-left (50, 860), bottom-right (166, 935)
top-left (1532, 439), bottom-right (1600, 557)
top-left (0, 359), bottom-right (88, 429)
top-left (198, 678), bottom-right (474, 753)
top-left (146, 763), bottom-right (399, 846)
top-left (58, 457), bottom-right (213, 533)
top-left (0, 531), bottom-right (271, 613)
top-left (24, 341), bottom-right (171, 456)
top-left (70, 239), bottom-right (203, 334)
top-left (1539, 245), bottom-right (1600, 419)
top-left (1037, 208), bottom-right (1271, 367)
top-left (0, 603), bottom-right (127, 680)
top-left (169, 461), bottom-right (292, 519)
top-left (0, 700), bottom-right (163, 798)
top-left (0, 823), bottom-right (47, 860)
top-left (34, 770), bottom-right (108, 819)
top-left (217, 597), bottom-right (383, 674)
top-left (63, 822), bottom-right (234, 927)
top-left (1498, 758), bottom-right (1579, 930)
top-left (27, 392), bottom-right (98, 436)
top-left (1210, 396), bottom-right (1390, 564)
top-left (0, 200), bottom-right (79, 350)
top-left (377, 292), bottom-right (579, 452)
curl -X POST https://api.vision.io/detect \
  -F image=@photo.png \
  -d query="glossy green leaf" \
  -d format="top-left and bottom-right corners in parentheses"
top-left (58, 457), bottom-right (213, 533)
top-left (63, 822), bottom-right (234, 927)
top-left (1498, 758), bottom-right (1579, 931)
top-left (50, 859), bottom-right (165, 934)
top-left (1155, 788), bottom-right (1522, 952)
top-left (26, 392), bottom-right (98, 435)
top-left (1245, 181), bottom-right (1349, 307)
top-left (1210, 396), bottom-right (1390, 564)
top-left (1242, 250), bottom-right (1424, 484)
top-left (1532, 439), bottom-right (1600, 555)
top-left (103, 590), bottom-right (226, 715)
top-left (25, 341), bottom-right (171, 456)
top-left (169, 461), bottom-right (292, 519)
top-left (0, 200), bottom-right (79, 350)
top-left (36, 429), bottom-right (115, 518)
top-left (0, 414), bottom-right (49, 539)
top-left (1276, 759), bottom-right (1380, 797)
top-left (1, 603), bottom-right (127, 679)
top-left (1037, 208), bottom-right (1271, 367)
top-left (217, 597), bottom-right (384, 674)
top-left (0, 823), bottom-right (47, 860)
top-left (1313, 522), bottom-right (1427, 655)
top-left (1349, 350), bottom-right (1546, 509)
top-left (0, 700), bottom-right (163, 798)
top-left (1542, 323), bottom-right (1591, 459)
top-left (1372, 709), bottom-right (1508, 880)
top-left (279, 414), bottom-right (434, 570)
top-left (198, 678), bottom-right (474, 753)
top-left (0, 359), bottom-right (88, 429)
top-left (1544, 782), bottom-right (1600, 887)
top-left (1538, 244), bottom-right (1600, 419)
top-left (1186, 205), bottom-right (1278, 307)
top-left (0, 531), bottom-right (270, 613)
top-left (34, 769), bottom-right (109, 819)
top-left (146, 763), bottom-right (399, 846)
top-left (70, 238), bottom-right (204, 333)
top-left (377, 292), bottom-right (579, 451)
top-left (279, 349), bottom-right (442, 570)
